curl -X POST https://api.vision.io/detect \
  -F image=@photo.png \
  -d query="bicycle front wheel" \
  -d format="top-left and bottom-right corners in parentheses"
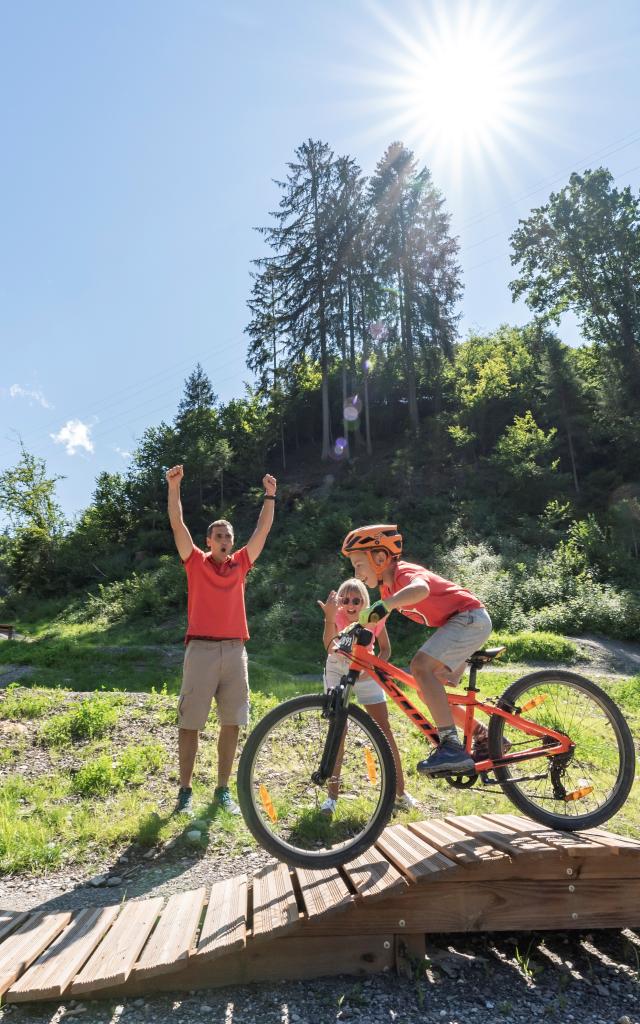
top-left (237, 694), bottom-right (396, 868)
top-left (489, 670), bottom-right (636, 831)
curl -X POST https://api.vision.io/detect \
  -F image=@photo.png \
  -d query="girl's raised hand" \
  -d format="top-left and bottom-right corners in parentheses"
top-left (317, 590), bottom-right (338, 618)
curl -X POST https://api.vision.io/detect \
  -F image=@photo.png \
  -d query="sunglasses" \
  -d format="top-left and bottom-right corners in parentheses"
top-left (340, 596), bottom-right (362, 605)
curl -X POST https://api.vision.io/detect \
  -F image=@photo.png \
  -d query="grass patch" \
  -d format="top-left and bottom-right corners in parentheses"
top-left (0, 663), bottom-right (636, 879)
top-left (490, 631), bottom-right (579, 664)
top-left (71, 743), bottom-right (166, 796)
top-left (39, 694), bottom-right (124, 746)
top-left (0, 684), bottom-right (67, 720)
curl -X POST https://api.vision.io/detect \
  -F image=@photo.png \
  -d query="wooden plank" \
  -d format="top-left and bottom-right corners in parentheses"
top-left (0, 912), bottom-right (29, 945)
top-left (251, 862), bottom-right (299, 939)
top-left (445, 814), bottom-right (556, 857)
top-left (195, 875), bottom-right (247, 963)
top-left (375, 824), bottom-right (457, 883)
top-left (301, 877), bottom-right (640, 936)
top-left (343, 846), bottom-right (407, 901)
top-left (133, 888), bottom-right (206, 979)
top-left (294, 866), bottom-right (352, 919)
top-left (0, 912), bottom-right (71, 996)
top-left (585, 827), bottom-right (640, 853)
top-left (395, 932), bottom-right (427, 978)
top-left (483, 813), bottom-right (609, 855)
top-left (70, 898), bottom-right (163, 995)
top-left (68, 933), bottom-right (396, 1000)
top-left (408, 818), bottom-right (508, 867)
top-left (7, 907), bottom-right (119, 1002)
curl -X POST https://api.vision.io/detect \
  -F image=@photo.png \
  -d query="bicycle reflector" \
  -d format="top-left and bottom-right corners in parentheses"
top-left (364, 747), bottom-right (378, 784)
top-left (520, 694), bottom-right (548, 713)
top-left (564, 786), bottom-right (594, 802)
top-left (259, 784), bottom-right (278, 822)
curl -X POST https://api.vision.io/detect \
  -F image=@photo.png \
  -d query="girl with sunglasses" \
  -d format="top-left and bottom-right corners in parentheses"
top-left (317, 578), bottom-right (417, 816)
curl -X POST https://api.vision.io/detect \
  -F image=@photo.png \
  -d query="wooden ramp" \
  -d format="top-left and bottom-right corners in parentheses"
top-left (3, 814), bottom-right (640, 1005)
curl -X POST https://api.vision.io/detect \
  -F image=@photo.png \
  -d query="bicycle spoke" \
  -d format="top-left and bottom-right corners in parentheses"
top-left (489, 671), bottom-right (634, 830)
top-left (239, 696), bottom-right (395, 865)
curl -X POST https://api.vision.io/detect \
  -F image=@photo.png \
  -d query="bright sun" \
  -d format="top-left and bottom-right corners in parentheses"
top-left (362, 2), bottom-right (546, 176)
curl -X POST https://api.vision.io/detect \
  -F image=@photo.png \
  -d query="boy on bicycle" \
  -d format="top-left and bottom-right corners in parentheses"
top-left (342, 524), bottom-right (492, 776)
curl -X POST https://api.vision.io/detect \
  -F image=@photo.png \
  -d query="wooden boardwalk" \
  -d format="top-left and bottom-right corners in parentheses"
top-left (2, 813), bottom-right (639, 1004)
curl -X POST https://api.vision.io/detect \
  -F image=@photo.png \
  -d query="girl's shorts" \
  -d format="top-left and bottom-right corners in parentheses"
top-left (324, 652), bottom-right (386, 706)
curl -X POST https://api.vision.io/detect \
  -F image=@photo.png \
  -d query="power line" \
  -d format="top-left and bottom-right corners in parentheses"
top-left (460, 158), bottom-right (638, 274)
top-left (0, 331), bottom-right (249, 462)
top-left (457, 127), bottom-right (640, 235)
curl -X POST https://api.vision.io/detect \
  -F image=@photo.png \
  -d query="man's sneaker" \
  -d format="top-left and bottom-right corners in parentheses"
top-left (320, 797), bottom-right (337, 817)
top-left (214, 786), bottom-right (240, 815)
top-left (417, 739), bottom-right (476, 777)
top-left (395, 791), bottom-right (419, 810)
top-left (175, 786), bottom-right (194, 816)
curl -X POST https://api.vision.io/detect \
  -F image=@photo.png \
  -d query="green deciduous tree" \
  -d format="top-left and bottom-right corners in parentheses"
top-left (510, 168), bottom-right (640, 394)
top-left (0, 446), bottom-right (65, 592)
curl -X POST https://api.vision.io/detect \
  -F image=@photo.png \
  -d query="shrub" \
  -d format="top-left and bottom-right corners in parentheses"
top-left (40, 695), bottom-right (122, 746)
top-left (435, 541), bottom-right (521, 629)
top-left (116, 743), bottom-right (165, 785)
top-left (72, 743), bottom-right (165, 796)
top-left (0, 686), bottom-right (64, 721)
top-left (72, 755), bottom-right (116, 796)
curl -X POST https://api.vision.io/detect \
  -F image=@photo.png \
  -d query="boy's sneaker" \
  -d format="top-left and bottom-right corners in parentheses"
top-left (417, 739), bottom-right (475, 777)
top-left (395, 791), bottom-right (419, 810)
top-left (175, 786), bottom-right (194, 817)
top-left (320, 797), bottom-right (337, 817)
top-left (214, 786), bottom-right (240, 815)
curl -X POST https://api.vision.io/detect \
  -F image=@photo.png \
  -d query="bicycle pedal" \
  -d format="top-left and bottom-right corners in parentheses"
top-left (430, 768), bottom-right (475, 780)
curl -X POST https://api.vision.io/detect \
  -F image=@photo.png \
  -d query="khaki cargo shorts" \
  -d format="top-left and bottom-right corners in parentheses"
top-left (419, 607), bottom-right (493, 675)
top-left (178, 639), bottom-right (249, 730)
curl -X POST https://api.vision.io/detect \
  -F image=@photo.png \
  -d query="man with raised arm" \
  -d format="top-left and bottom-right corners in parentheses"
top-left (166, 464), bottom-right (276, 816)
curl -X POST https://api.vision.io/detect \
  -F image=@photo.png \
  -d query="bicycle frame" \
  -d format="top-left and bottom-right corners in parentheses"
top-left (333, 627), bottom-right (573, 775)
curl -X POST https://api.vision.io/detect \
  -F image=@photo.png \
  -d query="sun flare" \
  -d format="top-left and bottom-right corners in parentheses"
top-left (361, 2), bottom-right (551, 178)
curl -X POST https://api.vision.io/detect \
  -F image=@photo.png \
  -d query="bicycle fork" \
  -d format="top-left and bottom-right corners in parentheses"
top-left (311, 671), bottom-right (356, 785)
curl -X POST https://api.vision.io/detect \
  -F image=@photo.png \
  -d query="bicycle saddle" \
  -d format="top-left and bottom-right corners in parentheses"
top-left (468, 645), bottom-right (506, 665)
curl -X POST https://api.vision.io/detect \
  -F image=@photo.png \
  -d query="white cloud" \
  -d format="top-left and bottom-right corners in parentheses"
top-left (50, 419), bottom-right (94, 456)
top-left (9, 384), bottom-right (52, 409)
top-left (115, 446), bottom-right (132, 460)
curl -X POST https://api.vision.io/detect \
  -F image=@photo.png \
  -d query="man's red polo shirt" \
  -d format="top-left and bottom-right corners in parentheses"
top-left (183, 546), bottom-right (253, 641)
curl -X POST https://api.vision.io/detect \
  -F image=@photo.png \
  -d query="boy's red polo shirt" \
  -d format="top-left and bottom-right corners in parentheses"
top-left (183, 546), bottom-right (253, 641)
top-left (380, 559), bottom-right (483, 628)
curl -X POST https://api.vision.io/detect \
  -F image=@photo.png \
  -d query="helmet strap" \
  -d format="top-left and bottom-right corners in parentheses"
top-left (367, 549), bottom-right (391, 582)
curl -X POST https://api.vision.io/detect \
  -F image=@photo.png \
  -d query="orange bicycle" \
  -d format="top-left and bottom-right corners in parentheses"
top-left (237, 622), bottom-right (636, 868)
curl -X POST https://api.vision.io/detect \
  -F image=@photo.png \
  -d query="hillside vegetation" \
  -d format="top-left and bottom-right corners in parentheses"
top-left (1, 148), bottom-right (639, 656)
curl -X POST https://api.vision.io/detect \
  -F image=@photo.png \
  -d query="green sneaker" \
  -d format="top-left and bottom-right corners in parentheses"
top-left (214, 786), bottom-right (240, 815)
top-left (175, 786), bottom-right (194, 817)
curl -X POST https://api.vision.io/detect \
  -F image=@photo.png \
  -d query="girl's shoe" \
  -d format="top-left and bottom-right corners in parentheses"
top-left (320, 797), bottom-right (337, 817)
top-left (395, 791), bottom-right (419, 810)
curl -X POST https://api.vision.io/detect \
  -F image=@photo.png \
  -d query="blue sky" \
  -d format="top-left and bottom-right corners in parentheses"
top-left (2, 0), bottom-right (640, 519)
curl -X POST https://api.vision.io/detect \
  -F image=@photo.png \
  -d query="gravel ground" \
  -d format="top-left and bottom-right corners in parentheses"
top-left (0, 928), bottom-right (637, 1024)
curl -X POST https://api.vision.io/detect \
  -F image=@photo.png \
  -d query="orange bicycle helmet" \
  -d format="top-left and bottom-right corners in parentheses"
top-left (341, 524), bottom-right (403, 580)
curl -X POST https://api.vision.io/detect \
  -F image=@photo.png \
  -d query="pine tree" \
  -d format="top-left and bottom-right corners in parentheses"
top-left (250, 139), bottom-right (343, 460)
top-left (369, 142), bottom-right (462, 433)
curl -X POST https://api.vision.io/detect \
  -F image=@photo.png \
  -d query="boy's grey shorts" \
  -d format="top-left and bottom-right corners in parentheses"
top-left (419, 607), bottom-right (493, 672)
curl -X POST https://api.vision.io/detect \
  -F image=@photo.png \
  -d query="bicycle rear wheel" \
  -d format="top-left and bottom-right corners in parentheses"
top-left (488, 670), bottom-right (636, 830)
top-left (237, 693), bottom-right (396, 868)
